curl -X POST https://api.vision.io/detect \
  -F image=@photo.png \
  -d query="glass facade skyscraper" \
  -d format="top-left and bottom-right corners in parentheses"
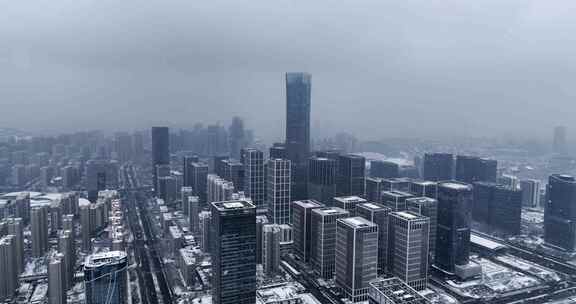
top-left (285, 72), bottom-right (311, 200)
top-left (211, 200), bottom-right (257, 304)
top-left (84, 251), bottom-right (128, 304)
top-left (545, 174), bottom-right (576, 251)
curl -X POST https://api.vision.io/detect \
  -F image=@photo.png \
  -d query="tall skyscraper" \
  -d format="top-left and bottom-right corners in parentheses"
top-left (407, 197), bottom-right (438, 264)
top-left (222, 159), bottom-right (244, 191)
top-left (262, 224), bottom-right (282, 276)
top-left (241, 148), bottom-right (265, 208)
top-left (455, 155), bottom-right (497, 184)
top-left (80, 204), bottom-right (92, 252)
top-left (152, 126), bottom-right (170, 194)
top-left (473, 182), bottom-right (522, 235)
top-left (187, 196), bottom-right (200, 234)
top-left (183, 155), bottom-right (199, 187)
top-left (267, 159), bottom-right (291, 224)
top-left (381, 190), bottom-right (414, 211)
top-left (211, 200), bottom-right (257, 304)
top-left (365, 177), bottom-right (384, 203)
top-left (48, 253), bottom-right (66, 304)
top-left (311, 207), bottom-right (350, 279)
top-left (308, 157), bottom-right (338, 205)
top-left (335, 217), bottom-right (378, 302)
top-left (85, 159), bottom-right (119, 203)
top-left (356, 202), bottom-right (392, 275)
top-left (31, 206), bottom-right (49, 257)
top-left (334, 195), bottom-right (366, 215)
top-left (292, 200), bottom-right (324, 263)
top-left (84, 251), bottom-right (128, 304)
top-left (520, 179), bottom-right (541, 208)
top-left (423, 153), bottom-right (454, 181)
top-left (410, 180), bottom-right (438, 199)
top-left (389, 211), bottom-right (430, 290)
top-left (6, 218), bottom-right (23, 274)
top-left (545, 174), bottom-right (576, 251)
top-left (337, 154), bottom-right (366, 197)
top-left (58, 230), bottom-right (75, 289)
top-left (553, 126), bottom-right (567, 154)
top-left (0, 235), bottom-right (17, 301)
top-left (435, 182), bottom-right (473, 274)
top-left (190, 162), bottom-right (209, 204)
top-left (370, 160), bottom-right (400, 178)
top-left (285, 72), bottom-right (312, 200)
top-left (229, 116), bottom-right (246, 160)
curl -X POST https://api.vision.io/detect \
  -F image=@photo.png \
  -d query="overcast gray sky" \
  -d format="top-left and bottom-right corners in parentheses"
top-left (1, 0), bottom-right (575, 142)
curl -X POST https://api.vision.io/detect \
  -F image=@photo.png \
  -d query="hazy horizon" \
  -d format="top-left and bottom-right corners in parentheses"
top-left (2, 0), bottom-right (576, 142)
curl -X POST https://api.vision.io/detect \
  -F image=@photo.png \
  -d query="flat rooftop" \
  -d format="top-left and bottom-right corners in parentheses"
top-left (339, 217), bottom-right (376, 228)
top-left (85, 251), bottom-right (127, 268)
top-left (293, 200), bottom-right (323, 209)
top-left (359, 202), bottom-right (387, 210)
top-left (382, 190), bottom-right (413, 197)
top-left (212, 199), bottom-right (255, 211)
top-left (391, 211), bottom-right (425, 221)
top-left (313, 207), bottom-right (348, 217)
top-left (406, 197), bottom-right (437, 204)
top-left (439, 182), bottom-right (472, 190)
top-left (334, 196), bottom-right (366, 203)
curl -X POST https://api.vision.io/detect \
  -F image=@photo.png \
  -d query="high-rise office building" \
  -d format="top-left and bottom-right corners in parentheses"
top-left (435, 182), bottom-right (473, 274)
top-left (423, 153), bottom-right (454, 181)
top-left (241, 148), bottom-right (265, 208)
top-left (292, 200), bottom-right (324, 263)
top-left (338, 154), bottom-right (366, 197)
top-left (308, 157), bottom-right (338, 205)
top-left (410, 180), bottom-right (438, 199)
top-left (356, 202), bottom-right (392, 275)
top-left (545, 174), bottom-right (576, 251)
top-left (368, 277), bottom-right (429, 304)
top-left (187, 196), bottom-right (200, 234)
top-left (381, 190), bottom-right (414, 211)
top-left (553, 126), bottom-right (567, 154)
top-left (285, 72), bottom-right (312, 200)
top-left (269, 143), bottom-right (287, 159)
top-left (183, 155), bottom-right (200, 187)
top-left (334, 195), bottom-right (366, 215)
top-left (520, 179), bottom-right (541, 208)
top-left (335, 217), bottom-right (378, 302)
top-left (262, 224), bottom-right (282, 276)
top-left (152, 126), bottom-right (170, 194)
top-left (365, 177), bottom-right (384, 203)
top-left (31, 206), bottom-right (49, 257)
top-left (256, 215), bottom-right (269, 265)
top-left (48, 253), bottom-right (66, 304)
top-left (181, 187), bottom-right (194, 216)
top-left (58, 230), bottom-right (75, 289)
top-left (267, 159), bottom-right (291, 224)
top-left (473, 182), bottom-right (522, 235)
top-left (211, 200), bottom-right (257, 304)
top-left (381, 177), bottom-right (412, 192)
top-left (370, 160), bottom-right (400, 178)
top-left (222, 159), bottom-right (244, 191)
top-left (311, 207), bottom-right (350, 279)
top-left (407, 197), bottom-right (438, 264)
top-left (455, 155), bottom-right (497, 184)
top-left (499, 174), bottom-right (519, 189)
top-left (0, 235), bottom-right (17, 301)
top-left (389, 211), bottom-right (430, 291)
top-left (85, 159), bottom-right (119, 203)
top-left (213, 155), bottom-right (229, 178)
top-left (84, 251), bottom-right (128, 304)
top-left (157, 176), bottom-right (178, 204)
top-left (190, 162), bottom-right (209, 204)
top-left (229, 116), bottom-right (246, 160)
